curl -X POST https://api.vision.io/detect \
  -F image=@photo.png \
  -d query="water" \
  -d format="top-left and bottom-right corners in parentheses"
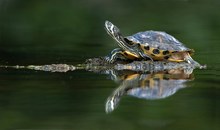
top-left (0, 0), bottom-right (219, 129)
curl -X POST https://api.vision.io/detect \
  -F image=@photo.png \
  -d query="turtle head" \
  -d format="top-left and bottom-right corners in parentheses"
top-left (105, 21), bottom-right (139, 57)
top-left (105, 21), bottom-right (121, 38)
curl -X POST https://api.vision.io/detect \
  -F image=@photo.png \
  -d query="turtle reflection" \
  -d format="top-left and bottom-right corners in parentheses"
top-left (105, 69), bottom-right (194, 113)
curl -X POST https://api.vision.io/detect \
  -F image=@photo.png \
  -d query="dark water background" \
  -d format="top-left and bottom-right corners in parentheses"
top-left (0, 0), bottom-right (219, 129)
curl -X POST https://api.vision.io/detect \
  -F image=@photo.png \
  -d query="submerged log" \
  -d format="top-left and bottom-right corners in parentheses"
top-left (0, 57), bottom-right (206, 73)
top-left (82, 57), bottom-right (206, 74)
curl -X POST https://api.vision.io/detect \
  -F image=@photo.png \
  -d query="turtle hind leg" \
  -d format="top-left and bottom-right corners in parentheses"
top-left (169, 52), bottom-right (202, 68)
top-left (184, 53), bottom-right (202, 68)
top-left (104, 48), bottom-right (128, 63)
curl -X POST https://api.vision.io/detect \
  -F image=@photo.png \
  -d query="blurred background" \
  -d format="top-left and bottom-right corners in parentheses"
top-left (0, 0), bottom-right (219, 130)
top-left (0, 0), bottom-right (219, 65)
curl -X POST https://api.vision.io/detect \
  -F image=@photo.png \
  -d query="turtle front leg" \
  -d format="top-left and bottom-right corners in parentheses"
top-left (131, 43), bottom-right (154, 61)
top-left (104, 48), bottom-right (128, 63)
top-left (139, 51), bottom-right (153, 61)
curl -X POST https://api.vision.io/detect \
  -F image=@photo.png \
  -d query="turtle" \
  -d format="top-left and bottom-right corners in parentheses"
top-left (104, 20), bottom-right (201, 67)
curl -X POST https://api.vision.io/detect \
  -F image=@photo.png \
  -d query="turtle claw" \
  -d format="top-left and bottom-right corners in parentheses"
top-left (104, 48), bottom-right (132, 64)
top-left (104, 56), bottom-right (115, 64)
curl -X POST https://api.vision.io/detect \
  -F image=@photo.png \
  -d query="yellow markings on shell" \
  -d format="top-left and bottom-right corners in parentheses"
top-left (140, 45), bottom-right (172, 60)
top-left (140, 44), bottom-right (193, 62)
top-left (168, 58), bottom-right (184, 62)
top-left (122, 50), bottom-right (139, 60)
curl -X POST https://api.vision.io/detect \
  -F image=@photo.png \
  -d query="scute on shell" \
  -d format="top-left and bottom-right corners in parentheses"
top-left (126, 31), bottom-right (191, 52)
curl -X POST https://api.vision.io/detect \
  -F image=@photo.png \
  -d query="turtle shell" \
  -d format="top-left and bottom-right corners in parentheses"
top-left (126, 31), bottom-right (192, 52)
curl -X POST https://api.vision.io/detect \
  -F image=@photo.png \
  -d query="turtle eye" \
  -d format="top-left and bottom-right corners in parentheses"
top-left (124, 38), bottom-right (134, 45)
